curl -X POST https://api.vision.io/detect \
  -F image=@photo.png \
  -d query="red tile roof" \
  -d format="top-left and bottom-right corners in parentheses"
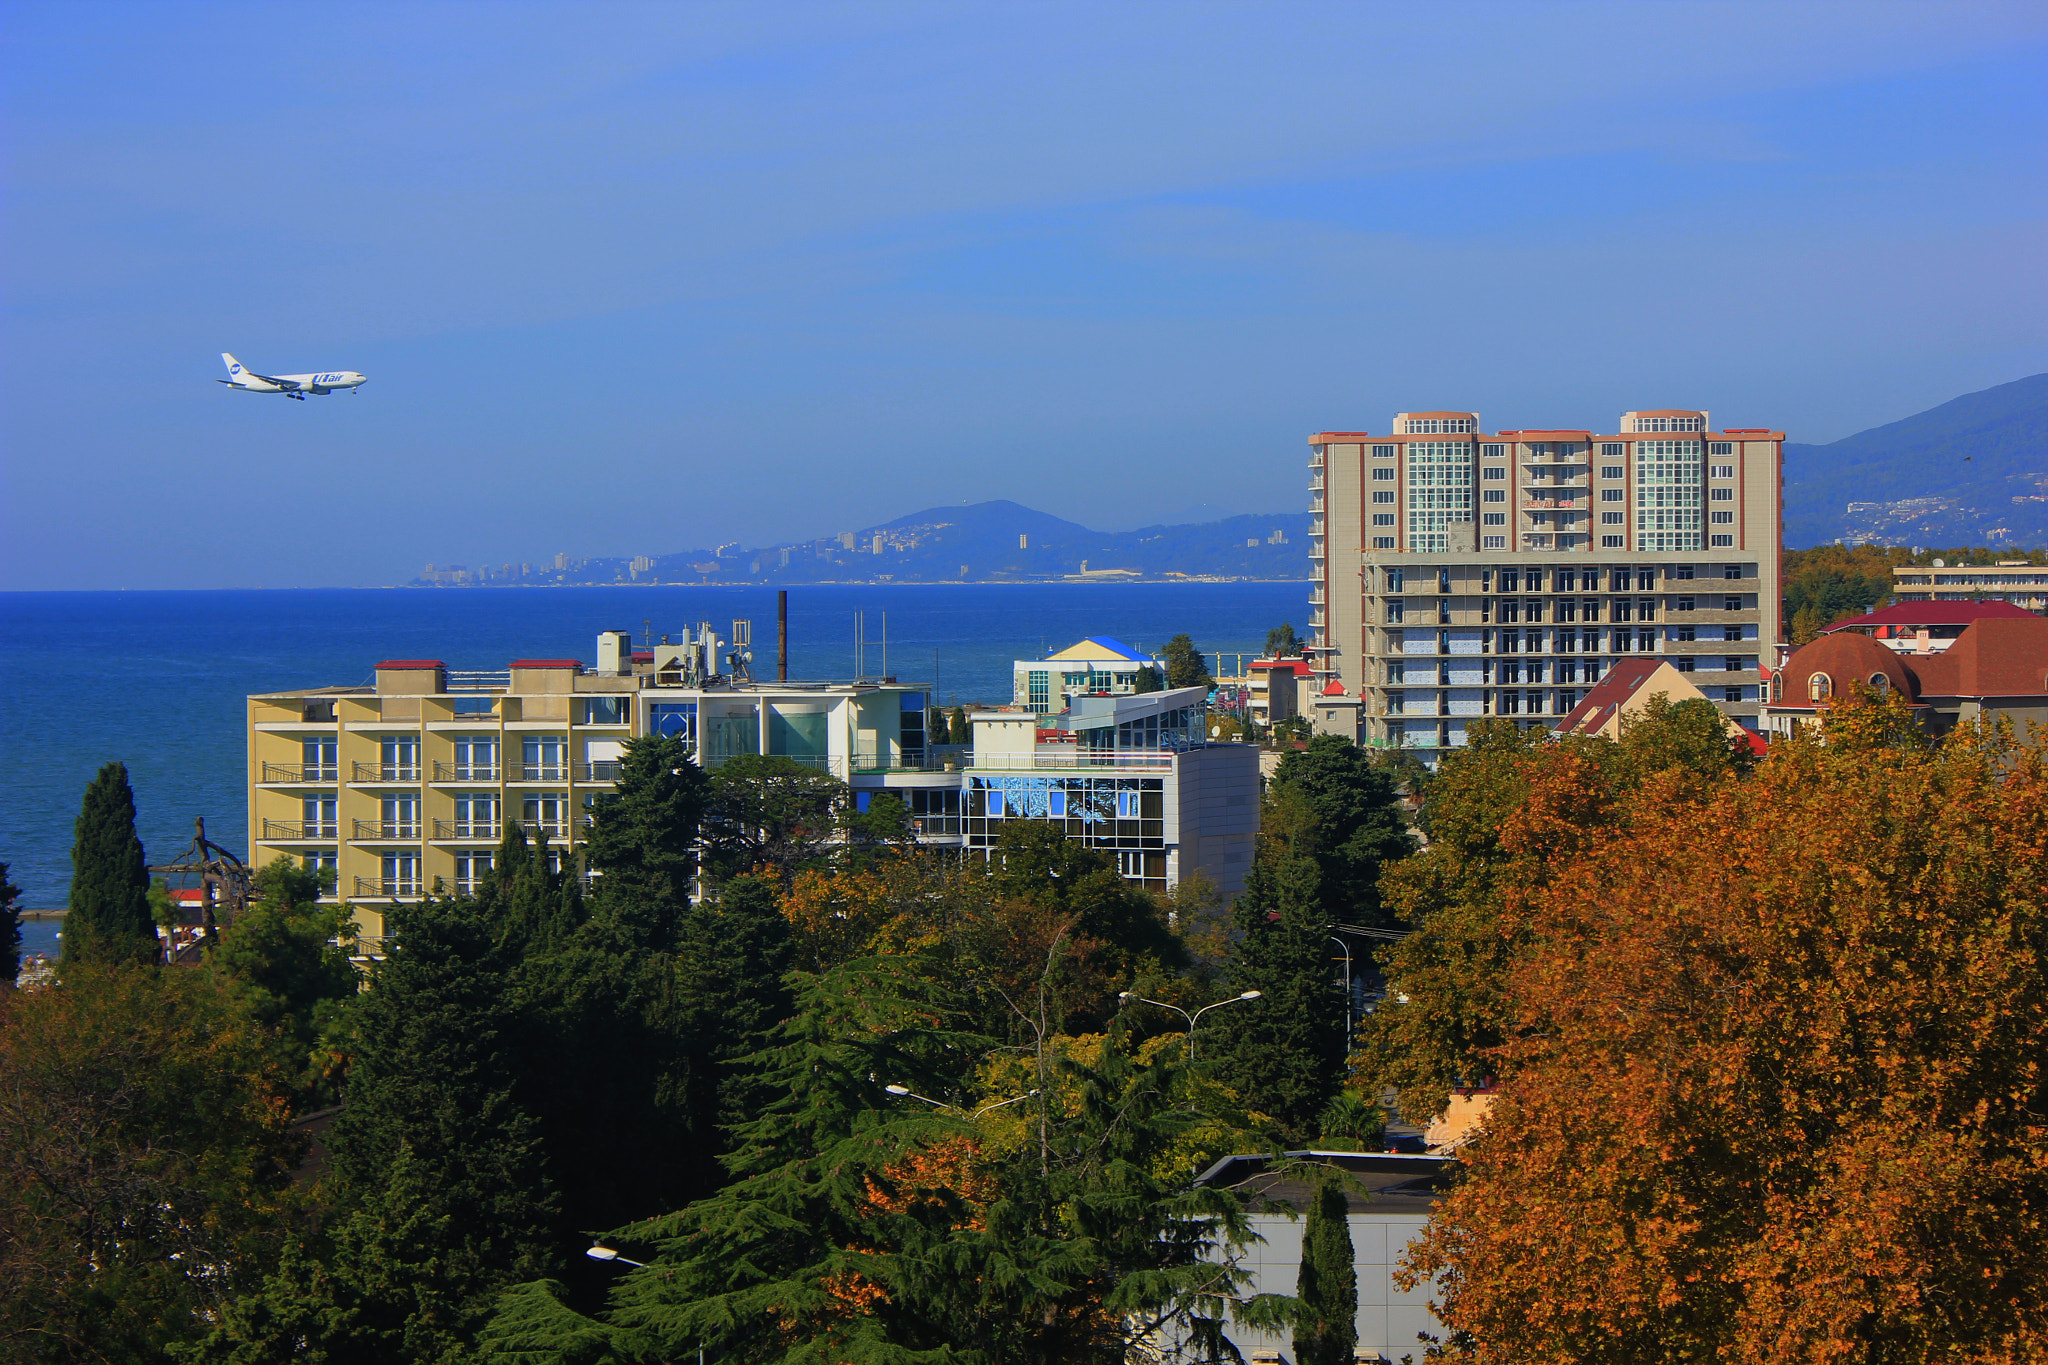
top-left (1910, 616), bottom-right (2048, 698)
top-left (1823, 601), bottom-right (2036, 632)
top-left (1555, 657), bottom-right (1665, 733)
top-left (376, 659), bottom-right (444, 670)
top-left (1777, 633), bottom-right (1921, 707)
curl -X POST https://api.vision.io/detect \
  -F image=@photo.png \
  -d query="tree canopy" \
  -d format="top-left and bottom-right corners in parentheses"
top-left (1162, 634), bottom-right (1213, 690)
top-left (65, 761), bottom-right (155, 964)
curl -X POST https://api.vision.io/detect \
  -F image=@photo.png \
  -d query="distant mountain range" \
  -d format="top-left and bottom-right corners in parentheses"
top-left (410, 374), bottom-right (2048, 587)
top-left (418, 501), bottom-right (1313, 587)
top-left (1783, 373), bottom-right (2048, 549)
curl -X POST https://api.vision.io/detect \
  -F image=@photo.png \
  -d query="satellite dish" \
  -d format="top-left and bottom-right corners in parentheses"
top-left (1933, 557), bottom-right (1946, 567)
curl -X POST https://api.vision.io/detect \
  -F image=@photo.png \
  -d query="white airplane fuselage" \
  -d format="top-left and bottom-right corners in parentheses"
top-left (218, 353), bottom-right (367, 400)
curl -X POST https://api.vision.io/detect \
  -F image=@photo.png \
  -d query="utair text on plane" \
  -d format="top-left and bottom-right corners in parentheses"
top-left (218, 353), bottom-right (366, 400)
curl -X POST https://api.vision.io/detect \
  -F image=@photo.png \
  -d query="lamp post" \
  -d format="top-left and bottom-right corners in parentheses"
top-left (586, 1245), bottom-right (647, 1268)
top-left (1329, 935), bottom-right (1354, 1040)
top-left (885, 1084), bottom-right (1039, 1117)
top-left (1115, 989), bottom-right (1262, 1058)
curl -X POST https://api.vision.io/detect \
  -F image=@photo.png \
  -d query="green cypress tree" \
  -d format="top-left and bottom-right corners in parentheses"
top-left (64, 761), bottom-right (156, 964)
top-left (949, 704), bottom-right (970, 745)
top-left (581, 732), bottom-right (707, 948)
top-left (1271, 735), bottom-right (1414, 928)
top-left (1211, 850), bottom-right (1347, 1140)
top-left (676, 875), bottom-right (796, 1148)
top-left (1163, 633), bottom-right (1212, 690)
top-left (1293, 1172), bottom-right (1359, 1365)
top-left (0, 862), bottom-right (21, 982)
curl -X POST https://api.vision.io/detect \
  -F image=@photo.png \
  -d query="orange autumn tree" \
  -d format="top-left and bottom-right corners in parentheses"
top-left (1401, 698), bottom-right (2048, 1363)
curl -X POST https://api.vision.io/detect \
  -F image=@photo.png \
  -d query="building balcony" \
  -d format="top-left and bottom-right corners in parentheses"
top-left (1522, 497), bottom-right (1585, 510)
top-left (1309, 587), bottom-right (1326, 605)
top-left (576, 761), bottom-right (622, 783)
top-left (517, 819), bottom-right (576, 840)
top-left (973, 749), bottom-right (1178, 771)
top-left (1309, 517), bottom-right (1325, 536)
top-left (431, 819), bottom-right (502, 841)
top-left (1309, 475), bottom-right (1325, 491)
top-left (260, 762), bottom-right (337, 784)
top-left (432, 761), bottom-right (501, 782)
top-left (354, 876), bottom-right (423, 900)
top-left (353, 819), bottom-right (421, 841)
top-left (507, 764), bottom-right (571, 783)
top-left (261, 819), bottom-right (336, 841)
top-left (352, 762), bottom-right (421, 783)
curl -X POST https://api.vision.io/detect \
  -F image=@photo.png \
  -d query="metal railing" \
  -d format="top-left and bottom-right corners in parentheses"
top-left (354, 876), bottom-right (423, 899)
top-left (517, 820), bottom-right (574, 839)
top-left (262, 819), bottom-right (337, 840)
top-left (352, 819), bottom-right (421, 840)
top-left (446, 669), bottom-right (512, 691)
top-left (575, 761), bottom-right (622, 783)
top-left (261, 762), bottom-right (337, 783)
top-left (433, 761), bottom-right (500, 782)
top-left (432, 819), bottom-right (501, 840)
top-left (972, 750), bottom-right (1177, 771)
top-left (352, 761), bottom-right (420, 783)
top-left (507, 764), bottom-right (570, 782)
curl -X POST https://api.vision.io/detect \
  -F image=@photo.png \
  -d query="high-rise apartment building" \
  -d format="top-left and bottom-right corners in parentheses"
top-left (1307, 410), bottom-right (1782, 758)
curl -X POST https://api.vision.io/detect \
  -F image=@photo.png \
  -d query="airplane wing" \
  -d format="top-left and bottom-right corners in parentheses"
top-left (248, 372), bottom-right (302, 389)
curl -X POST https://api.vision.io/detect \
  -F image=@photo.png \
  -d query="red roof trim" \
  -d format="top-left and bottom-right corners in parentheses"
top-left (511, 659), bottom-right (582, 669)
top-left (376, 659), bottom-right (444, 670)
top-left (1309, 431), bottom-right (1373, 441)
top-left (1823, 601), bottom-right (2036, 631)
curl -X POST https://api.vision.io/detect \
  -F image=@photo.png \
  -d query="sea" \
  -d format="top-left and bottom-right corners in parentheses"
top-left (0, 581), bottom-right (1309, 950)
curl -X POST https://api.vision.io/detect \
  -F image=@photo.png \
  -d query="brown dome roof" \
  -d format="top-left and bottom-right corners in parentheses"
top-left (1777, 632), bottom-right (1918, 706)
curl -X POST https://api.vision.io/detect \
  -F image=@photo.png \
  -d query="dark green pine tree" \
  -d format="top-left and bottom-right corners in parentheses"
top-left (580, 732), bottom-right (707, 949)
top-left (949, 705), bottom-right (970, 745)
top-left (0, 862), bottom-right (21, 982)
top-left (675, 876), bottom-right (796, 1156)
top-left (1271, 735), bottom-right (1415, 927)
top-left (64, 761), bottom-right (156, 964)
top-left (1293, 1173), bottom-right (1359, 1365)
top-left (1162, 633), bottom-right (1212, 690)
top-left (1211, 851), bottom-right (1348, 1140)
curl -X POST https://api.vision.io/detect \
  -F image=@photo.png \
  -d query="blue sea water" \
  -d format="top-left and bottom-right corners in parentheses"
top-left (0, 582), bottom-right (1308, 915)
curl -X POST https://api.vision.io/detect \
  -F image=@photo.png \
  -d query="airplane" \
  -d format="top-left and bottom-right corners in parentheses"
top-left (218, 353), bottom-right (367, 400)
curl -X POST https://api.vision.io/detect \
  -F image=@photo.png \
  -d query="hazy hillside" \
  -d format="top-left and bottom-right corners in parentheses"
top-left (1783, 373), bottom-right (2048, 548)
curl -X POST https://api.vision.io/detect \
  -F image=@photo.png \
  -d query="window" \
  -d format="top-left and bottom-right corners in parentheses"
top-left (1386, 660), bottom-right (1406, 684)
top-left (1601, 488), bottom-right (1624, 502)
top-left (1711, 510), bottom-right (1735, 524)
top-left (379, 794), bottom-right (419, 838)
top-left (1384, 566), bottom-right (1405, 591)
top-left (301, 794), bottom-right (337, 838)
top-left (1373, 513), bottom-right (1396, 526)
top-left (582, 696), bottom-right (628, 725)
top-left (1373, 536), bottom-right (1396, 549)
top-left (1673, 564), bottom-right (1695, 580)
top-left (1483, 465), bottom-right (1506, 480)
top-left (1483, 443), bottom-right (1505, 457)
top-left (1724, 595), bottom-right (1743, 611)
top-left (1601, 511), bottom-right (1624, 525)
top-left (1723, 686), bottom-right (1743, 703)
top-left (522, 792), bottom-right (570, 836)
top-left (1710, 464), bottom-right (1735, 479)
top-left (1633, 415), bottom-right (1705, 432)
top-left (379, 736), bottom-right (419, 780)
top-left (1027, 670), bottom-right (1050, 713)
top-left (1385, 691), bottom-right (1405, 715)
top-left (380, 853), bottom-right (421, 897)
top-left (1602, 534), bottom-right (1625, 548)
top-left (1711, 487), bottom-right (1734, 502)
top-left (1809, 672), bottom-right (1832, 702)
top-left (301, 737), bottom-right (337, 780)
top-left (1710, 442), bottom-right (1734, 456)
top-left (1723, 625), bottom-right (1744, 641)
top-left (1403, 417), bottom-right (1475, 433)
top-left (1637, 567), bottom-right (1658, 589)
top-left (1671, 655), bottom-right (1696, 672)
top-left (1725, 563), bottom-right (1749, 579)
top-left (1372, 489), bottom-right (1397, 503)
top-left (1482, 488), bottom-right (1506, 503)
top-left (523, 735), bottom-right (567, 780)
top-left (453, 792), bottom-right (497, 837)
top-left (1675, 595), bottom-right (1695, 611)
top-left (1601, 443), bottom-right (1625, 458)
top-left (1601, 465), bottom-right (1625, 480)
top-left (1483, 535), bottom-right (1506, 549)
top-left (1638, 597), bottom-right (1658, 620)
top-left (1868, 672), bottom-right (1890, 695)
top-left (1673, 624), bottom-right (1697, 642)
top-left (1372, 466), bottom-right (1396, 481)
top-left (1498, 568), bottom-right (1522, 592)
top-left (453, 851), bottom-right (494, 893)
top-left (1711, 534), bottom-right (1734, 547)
top-left (1372, 444), bottom-right (1397, 458)
top-left (1482, 512), bottom-right (1505, 526)
top-left (1385, 599), bottom-right (1406, 623)
top-left (1556, 598), bottom-right (1578, 623)
top-left (451, 736), bottom-right (497, 779)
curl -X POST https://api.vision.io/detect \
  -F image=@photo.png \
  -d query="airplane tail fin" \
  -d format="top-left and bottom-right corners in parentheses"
top-left (221, 352), bottom-right (246, 379)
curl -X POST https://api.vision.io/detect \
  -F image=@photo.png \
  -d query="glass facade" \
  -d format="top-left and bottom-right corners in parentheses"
top-left (1404, 441), bottom-right (1475, 552)
top-left (1635, 440), bottom-right (1704, 551)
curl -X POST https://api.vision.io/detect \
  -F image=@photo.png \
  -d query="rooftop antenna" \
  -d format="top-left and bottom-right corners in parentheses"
top-left (643, 618), bottom-right (652, 647)
top-left (882, 611), bottom-right (888, 681)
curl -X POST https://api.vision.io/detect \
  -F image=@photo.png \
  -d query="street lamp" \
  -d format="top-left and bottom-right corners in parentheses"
top-left (1115, 989), bottom-right (1263, 1058)
top-left (885, 1084), bottom-right (1039, 1117)
top-left (587, 1245), bottom-right (647, 1268)
top-left (1329, 935), bottom-right (1354, 1040)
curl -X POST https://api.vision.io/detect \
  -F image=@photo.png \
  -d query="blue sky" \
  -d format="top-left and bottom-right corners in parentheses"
top-left (2, 0), bottom-right (2043, 589)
